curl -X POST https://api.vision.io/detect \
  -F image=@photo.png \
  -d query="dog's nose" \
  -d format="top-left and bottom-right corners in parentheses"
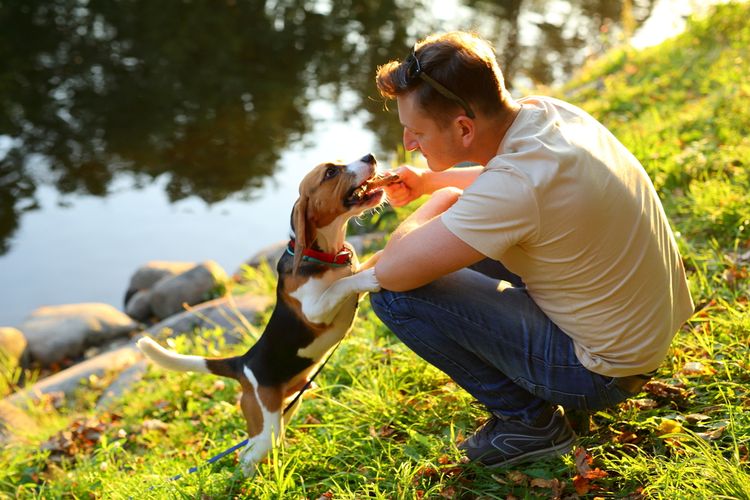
top-left (361, 154), bottom-right (376, 165)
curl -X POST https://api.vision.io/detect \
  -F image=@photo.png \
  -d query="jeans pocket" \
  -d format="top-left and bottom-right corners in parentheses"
top-left (514, 377), bottom-right (590, 411)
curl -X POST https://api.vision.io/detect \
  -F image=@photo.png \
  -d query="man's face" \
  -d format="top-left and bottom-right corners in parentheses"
top-left (397, 92), bottom-right (464, 171)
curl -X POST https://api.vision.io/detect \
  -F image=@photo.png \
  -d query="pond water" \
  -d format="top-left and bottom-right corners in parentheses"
top-left (0, 0), bottom-right (702, 326)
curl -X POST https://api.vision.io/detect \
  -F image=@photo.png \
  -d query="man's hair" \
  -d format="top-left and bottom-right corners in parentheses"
top-left (376, 31), bottom-right (511, 124)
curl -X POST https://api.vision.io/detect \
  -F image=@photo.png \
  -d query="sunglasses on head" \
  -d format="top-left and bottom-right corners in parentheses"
top-left (404, 48), bottom-right (476, 119)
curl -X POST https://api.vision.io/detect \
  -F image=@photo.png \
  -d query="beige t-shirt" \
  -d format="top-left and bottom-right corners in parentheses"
top-left (442, 96), bottom-right (694, 377)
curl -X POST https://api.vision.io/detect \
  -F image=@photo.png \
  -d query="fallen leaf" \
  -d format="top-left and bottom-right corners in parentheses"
top-left (506, 470), bottom-right (529, 485)
top-left (628, 398), bottom-right (658, 410)
top-left (574, 446), bottom-right (592, 475)
top-left (303, 414), bottom-right (322, 425)
top-left (657, 419), bottom-right (683, 435)
top-left (644, 380), bottom-right (692, 401)
top-left (439, 486), bottom-right (457, 498)
top-left (530, 477), bottom-right (564, 496)
top-left (141, 419), bottom-right (169, 433)
top-left (697, 426), bottom-right (725, 440)
top-left (684, 413), bottom-right (711, 424)
top-left (614, 430), bottom-right (640, 444)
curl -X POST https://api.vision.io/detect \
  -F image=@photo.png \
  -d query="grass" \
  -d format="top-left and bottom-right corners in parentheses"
top-left (2, 2), bottom-right (750, 498)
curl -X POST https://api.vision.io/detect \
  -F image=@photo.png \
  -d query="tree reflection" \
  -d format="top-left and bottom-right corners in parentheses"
top-left (0, 0), bottom-right (652, 254)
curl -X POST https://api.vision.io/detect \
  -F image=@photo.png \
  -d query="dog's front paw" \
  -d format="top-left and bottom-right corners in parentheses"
top-left (358, 268), bottom-right (381, 294)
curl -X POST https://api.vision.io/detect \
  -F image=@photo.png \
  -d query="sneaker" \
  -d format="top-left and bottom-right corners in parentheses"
top-left (458, 406), bottom-right (576, 467)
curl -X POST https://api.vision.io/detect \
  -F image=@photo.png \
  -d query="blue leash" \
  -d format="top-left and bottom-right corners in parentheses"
top-left (146, 340), bottom-right (342, 491)
top-left (165, 437), bottom-right (249, 482)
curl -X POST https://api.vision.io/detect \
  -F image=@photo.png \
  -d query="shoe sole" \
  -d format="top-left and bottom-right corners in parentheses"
top-left (480, 432), bottom-right (577, 468)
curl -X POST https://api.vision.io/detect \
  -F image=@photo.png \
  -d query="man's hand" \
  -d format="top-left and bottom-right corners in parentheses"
top-left (383, 165), bottom-right (427, 207)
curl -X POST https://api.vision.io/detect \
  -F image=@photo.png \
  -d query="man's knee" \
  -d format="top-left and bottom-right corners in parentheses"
top-left (369, 289), bottom-right (390, 319)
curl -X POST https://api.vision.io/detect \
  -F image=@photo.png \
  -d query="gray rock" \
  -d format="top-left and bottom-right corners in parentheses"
top-left (5, 343), bottom-right (142, 407)
top-left (20, 303), bottom-right (139, 366)
top-left (126, 261), bottom-right (195, 296)
top-left (149, 260), bottom-right (229, 319)
top-left (124, 289), bottom-right (154, 322)
top-left (0, 327), bottom-right (27, 365)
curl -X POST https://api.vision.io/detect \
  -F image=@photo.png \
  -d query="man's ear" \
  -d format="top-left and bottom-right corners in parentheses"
top-left (291, 195), bottom-right (314, 273)
top-left (455, 115), bottom-right (475, 148)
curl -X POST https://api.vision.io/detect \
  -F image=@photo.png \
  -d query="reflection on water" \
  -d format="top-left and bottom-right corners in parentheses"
top-left (0, 0), bottom-right (658, 252)
top-left (0, 0), bottom-right (657, 325)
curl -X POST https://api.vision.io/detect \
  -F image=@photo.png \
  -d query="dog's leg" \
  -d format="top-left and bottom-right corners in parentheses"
top-left (301, 268), bottom-right (381, 324)
top-left (238, 371), bottom-right (285, 476)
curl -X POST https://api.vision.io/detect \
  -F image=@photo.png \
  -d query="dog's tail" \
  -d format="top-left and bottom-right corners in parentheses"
top-left (137, 337), bottom-right (241, 381)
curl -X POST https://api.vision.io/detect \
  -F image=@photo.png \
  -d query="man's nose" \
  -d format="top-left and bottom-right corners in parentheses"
top-left (403, 129), bottom-right (418, 151)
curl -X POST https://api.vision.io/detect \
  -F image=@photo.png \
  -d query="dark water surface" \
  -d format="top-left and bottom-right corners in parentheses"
top-left (1, 0), bottom-right (666, 326)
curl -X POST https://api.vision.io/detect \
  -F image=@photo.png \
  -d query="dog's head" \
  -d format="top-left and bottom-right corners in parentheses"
top-left (291, 154), bottom-right (389, 271)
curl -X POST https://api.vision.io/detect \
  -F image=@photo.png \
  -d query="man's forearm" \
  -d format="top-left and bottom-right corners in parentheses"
top-left (423, 165), bottom-right (483, 194)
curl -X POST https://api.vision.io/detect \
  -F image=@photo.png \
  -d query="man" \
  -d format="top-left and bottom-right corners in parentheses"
top-left (369, 31), bottom-right (694, 467)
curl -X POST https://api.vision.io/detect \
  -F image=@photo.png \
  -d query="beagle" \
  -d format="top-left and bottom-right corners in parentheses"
top-left (137, 154), bottom-right (398, 475)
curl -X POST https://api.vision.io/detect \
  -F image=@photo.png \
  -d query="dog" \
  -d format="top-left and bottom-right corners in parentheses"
top-left (137, 154), bottom-right (398, 475)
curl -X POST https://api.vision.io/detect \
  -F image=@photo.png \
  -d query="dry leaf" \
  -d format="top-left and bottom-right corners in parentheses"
top-left (628, 398), bottom-right (658, 410)
top-left (644, 380), bottom-right (692, 400)
top-left (574, 446), bottom-right (592, 475)
top-left (697, 426), bottom-right (725, 440)
top-left (684, 413), bottom-right (710, 424)
top-left (506, 470), bottom-right (529, 485)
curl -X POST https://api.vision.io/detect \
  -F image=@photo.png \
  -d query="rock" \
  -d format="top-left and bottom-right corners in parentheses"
top-left (149, 260), bottom-right (229, 320)
top-left (5, 343), bottom-right (142, 407)
top-left (0, 327), bottom-right (27, 365)
top-left (147, 293), bottom-right (271, 342)
top-left (124, 289), bottom-right (154, 322)
top-left (20, 303), bottom-right (139, 366)
top-left (246, 240), bottom-right (287, 268)
top-left (0, 400), bottom-right (39, 443)
top-left (96, 359), bottom-right (148, 409)
top-left (124, 261), bottom-right (195, 306)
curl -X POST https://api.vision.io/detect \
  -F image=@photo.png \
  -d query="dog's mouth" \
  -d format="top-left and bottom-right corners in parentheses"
top-left (346, 171), bottom-right (400, 206)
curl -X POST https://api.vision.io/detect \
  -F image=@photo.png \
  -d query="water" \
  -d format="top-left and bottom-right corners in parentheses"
top-left (0, 0), bottom-right (704, 327)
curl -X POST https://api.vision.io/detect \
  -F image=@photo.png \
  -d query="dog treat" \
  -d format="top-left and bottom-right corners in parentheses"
top-left (350, 172), bottom-right (401, 201)
top-left (366, 171), bottom-right (401, 189)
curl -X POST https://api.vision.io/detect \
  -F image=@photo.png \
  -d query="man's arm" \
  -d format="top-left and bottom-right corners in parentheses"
top-left (374, 188), bottom-right (485, 291)
top-left (385, 165), bottom-right (484, 207)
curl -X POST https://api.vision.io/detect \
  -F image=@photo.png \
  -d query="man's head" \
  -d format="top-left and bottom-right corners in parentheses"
top-left (376, 31), bottom-right (513, 126)
top-left (376, 32), bottom-right (517, 170)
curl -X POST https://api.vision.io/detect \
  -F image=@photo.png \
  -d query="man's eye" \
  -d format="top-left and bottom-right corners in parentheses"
top-left (324, 167), bottom-right (338, 179)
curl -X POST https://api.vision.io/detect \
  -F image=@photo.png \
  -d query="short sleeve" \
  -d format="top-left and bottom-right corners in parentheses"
top-left (441, 167), bottom-right (539, 260)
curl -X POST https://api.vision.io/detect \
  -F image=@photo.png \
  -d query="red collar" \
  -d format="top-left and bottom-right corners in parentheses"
top-left (287, 240), bottom-right (352, 267)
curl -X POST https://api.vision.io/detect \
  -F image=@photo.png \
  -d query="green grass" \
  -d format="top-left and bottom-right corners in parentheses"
top-left (2, 2), bottom-right (750, 498)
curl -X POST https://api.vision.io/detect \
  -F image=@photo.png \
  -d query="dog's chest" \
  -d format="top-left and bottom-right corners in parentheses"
top-left (289, 271), bottom-right (358, 360)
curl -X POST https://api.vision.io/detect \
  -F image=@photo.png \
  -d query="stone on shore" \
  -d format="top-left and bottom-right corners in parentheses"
top-left (20, 303), bottom-right (139, 366)
top-left (0, 327), bottom-right (27, 366)
top-left (149, 260), bottom-right (229, 320)
top-left (125, 261), bottom-right (195, 301)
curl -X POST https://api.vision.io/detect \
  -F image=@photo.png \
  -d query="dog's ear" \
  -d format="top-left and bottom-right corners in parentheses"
top-left (291, 195), bottom-right (313, 274)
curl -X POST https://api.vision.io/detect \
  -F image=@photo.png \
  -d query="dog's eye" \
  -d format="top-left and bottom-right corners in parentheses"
top-left (323, 166), bottom-right (339, 180)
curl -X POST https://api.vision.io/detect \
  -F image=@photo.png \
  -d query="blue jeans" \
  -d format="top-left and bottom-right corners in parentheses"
top-left (370, 259), bottom-right (638, 424)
